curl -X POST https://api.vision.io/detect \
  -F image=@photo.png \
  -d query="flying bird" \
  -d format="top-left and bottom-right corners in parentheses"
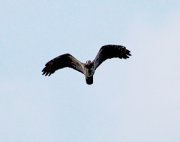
top-left (42, 44), bottom-right (131, 85)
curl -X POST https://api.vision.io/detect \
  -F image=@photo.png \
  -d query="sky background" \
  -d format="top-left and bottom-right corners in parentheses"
top-left (0, 0), bottom-right (180, 142)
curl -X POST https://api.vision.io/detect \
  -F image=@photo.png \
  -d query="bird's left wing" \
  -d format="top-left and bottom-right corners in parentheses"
top-left (93, 45), bottom-right (131, 70)
top-left (42, 53), bottom-right (85, 76)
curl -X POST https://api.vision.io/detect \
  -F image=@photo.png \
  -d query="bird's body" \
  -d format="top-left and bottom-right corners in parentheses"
top-left (83, 60), bottom-right (95, 84)
top-left (42, 45), bottom-right (131, 85)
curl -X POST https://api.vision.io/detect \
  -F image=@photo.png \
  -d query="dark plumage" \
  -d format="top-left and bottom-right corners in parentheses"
top-left (42, 44), bottom-right (131, 85)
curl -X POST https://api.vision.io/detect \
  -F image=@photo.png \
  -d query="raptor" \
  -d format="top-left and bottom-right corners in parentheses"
top-left (42, 44), bottom-right (131, 85)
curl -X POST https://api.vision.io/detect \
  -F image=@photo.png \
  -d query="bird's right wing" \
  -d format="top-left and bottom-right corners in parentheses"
top-left (93, 45), bottom-right (131, 70)
top-left (42, 54), bottom-right (85, 76)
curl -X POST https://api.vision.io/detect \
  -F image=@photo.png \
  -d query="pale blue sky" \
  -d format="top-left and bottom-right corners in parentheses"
top-left (0, 0), bottom-right (180, 142)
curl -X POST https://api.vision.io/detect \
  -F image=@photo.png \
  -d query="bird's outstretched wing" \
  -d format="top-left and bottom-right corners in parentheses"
top-left (42, 53), bottom-right (84, 76)
top-left (93, 45), bottom-right (131, 69)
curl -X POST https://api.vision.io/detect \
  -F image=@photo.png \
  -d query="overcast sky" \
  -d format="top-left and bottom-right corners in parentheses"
top-left (0, 0), bottom-right (180, 142)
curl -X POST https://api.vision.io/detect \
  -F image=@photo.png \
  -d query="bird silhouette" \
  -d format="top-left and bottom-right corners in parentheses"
top-left (42, 44), bottom-right (131, 85)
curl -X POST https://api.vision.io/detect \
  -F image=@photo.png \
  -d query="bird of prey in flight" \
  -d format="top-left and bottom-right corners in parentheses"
top-left (42, 44), bottom-right (131, 85)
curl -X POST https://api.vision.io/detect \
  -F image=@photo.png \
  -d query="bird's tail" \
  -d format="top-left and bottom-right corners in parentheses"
top-left (86, 76), bottom-right (93, 85)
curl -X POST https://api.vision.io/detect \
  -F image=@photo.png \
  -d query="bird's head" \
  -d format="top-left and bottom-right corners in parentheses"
top-left (85, 60), bottom-right (93, 68)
